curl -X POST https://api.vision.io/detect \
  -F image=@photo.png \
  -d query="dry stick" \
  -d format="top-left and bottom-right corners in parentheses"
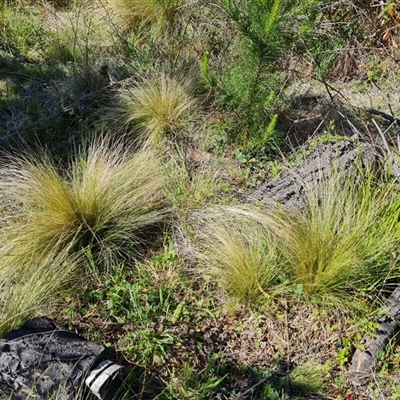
top-left (372, 118), bottom-right (396, 153)
top-left (288, 68), bottom-right (397, 132)
top-left (291, 69), bottom-right (400, 179)
top-left (397, 130), bottom-right (400, 154)
top-left (302, 70), bottom-right (400, 165)
top-left (358, 118), bottom-right (384, 171)
top-left (386, 103), bottom-right (400, 153)
top-left (366, 104), bottom-right (400, 152)
top-left (366, 107), bottom-right (400, 125)
top-left (371, 118), bottom-right (400, 181)
top-left (299, 69), bottom-right (358, 114)
top-left (319, 72), bottom-right (400, 156)
top-left (139, 368), bottom-right (147, 400)
top-left (294, 68), bottom-right (400, 148)
top-left (369, 80), bottom-right (400, 152)
top-left (322, 79), bottom-right (338, 105)
top-left (372, 80), bottom-right (400, 134)
top-left (319, 81), bottom-right (381, 165)
top-left (319, 76), bottom-right (378, 150)
top-left (234, 375), bottom-right (272, 400)
top-left (256, 280), bottom-right (271, 298)
top-left (256, 280), bottom-right (287, 313)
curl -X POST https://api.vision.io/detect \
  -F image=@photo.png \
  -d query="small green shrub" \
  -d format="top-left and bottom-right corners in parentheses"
top-left (163, 152), bottom-right (228, 211)
top-left (211, 0), bottom-right (321, 148)
top-left (162, 354), bottom-right (227, 400)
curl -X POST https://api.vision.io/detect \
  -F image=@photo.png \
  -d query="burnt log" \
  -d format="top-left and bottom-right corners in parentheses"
top-left (351, 287), bottom-right (400, 373)
top-left (245, 137), bottom-right (378, 210)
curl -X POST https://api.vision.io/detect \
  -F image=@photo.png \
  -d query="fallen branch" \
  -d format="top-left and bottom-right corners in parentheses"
top-left (234, 375), bottom-right (272, 400)
top-left (372, 118), bottom-right (400, 180)
top-left (366, 107), bottom-right (400, 125)
top-left (350, 286), bottom-right (400, 373)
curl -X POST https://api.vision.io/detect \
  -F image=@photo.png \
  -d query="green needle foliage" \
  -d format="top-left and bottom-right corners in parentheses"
top-left (108, 73), bottom-right (197, 146)
top-left (0, 138), bottom-right (170, 275)
top-left (216, 0), bottom-right (321, 146)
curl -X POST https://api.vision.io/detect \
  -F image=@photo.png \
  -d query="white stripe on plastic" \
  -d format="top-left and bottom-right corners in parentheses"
top-left (85, 359), bottom-right (123, 399)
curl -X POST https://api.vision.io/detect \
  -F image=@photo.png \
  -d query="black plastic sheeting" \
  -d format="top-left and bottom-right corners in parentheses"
top-left (0, 317), bottom-right (105, 399)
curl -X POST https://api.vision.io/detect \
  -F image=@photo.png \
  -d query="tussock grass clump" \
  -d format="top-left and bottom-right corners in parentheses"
top-left (194, 208), bottom-right (283, 306)
top-left (0, 138), bottom-right (170, 273)
top-left (0, 248), bottom-right (76, 336)
top-left (109, 74), bottom-right (197, 146)
top-left (195, 173), bottom-right (400, 307)
top-left (103, 0), bottom-right (188, 34)
top-left (0, 138), bottom-right (169, 333)
top-left (272, 175), bottom-right (400, 301)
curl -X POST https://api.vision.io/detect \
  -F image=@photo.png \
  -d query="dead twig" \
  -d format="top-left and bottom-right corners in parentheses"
top-left (372, 118), bottom-right (400, 181)
top-left (366, 108), bottom-right (400, 126)
top-left (234, 374), bottom-right (272, 400)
